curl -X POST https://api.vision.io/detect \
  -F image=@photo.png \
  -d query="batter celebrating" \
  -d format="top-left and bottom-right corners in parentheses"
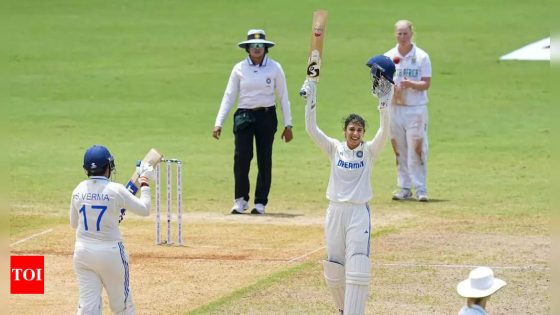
top-left (300, 55), bottom-right (394, 315)
top-left (70, 145), bottom-right (154, 314)
top-left (384, 19), bottom-right (432, 201)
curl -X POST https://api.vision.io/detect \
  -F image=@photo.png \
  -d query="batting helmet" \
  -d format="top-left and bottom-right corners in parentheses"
top-left (366, 55), bottom-right (395, 84)
top-left (83, 145), bottom-right (115, 173)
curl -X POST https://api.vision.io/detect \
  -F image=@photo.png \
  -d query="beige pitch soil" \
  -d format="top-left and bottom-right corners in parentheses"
top-left (9, 210), bottom-right (549, 314)
top-left (9, 212), bottom-right (328, 314)
top-left (203, 216), bottom-right (550, 314)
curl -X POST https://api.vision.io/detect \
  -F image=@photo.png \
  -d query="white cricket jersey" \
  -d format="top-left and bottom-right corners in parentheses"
top-left (458, 305), bottom-right (486, 315)
top-left (215, 55), bottom-right (292, 127)
top-left (385, 44), bottom-right (432, 106)
top-left (70, 176), bottom-right (151, 243)
top-left (305, 103), bottom-right (390, 203)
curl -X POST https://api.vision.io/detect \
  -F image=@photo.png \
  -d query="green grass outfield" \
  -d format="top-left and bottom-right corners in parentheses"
top-left (4, 0), bottom-right (553, 313)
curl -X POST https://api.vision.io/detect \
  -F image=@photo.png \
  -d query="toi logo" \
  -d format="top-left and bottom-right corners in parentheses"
top-left (10, 256), bottom-right (44, 294)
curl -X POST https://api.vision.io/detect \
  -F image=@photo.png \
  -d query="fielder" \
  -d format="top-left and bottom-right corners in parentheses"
top-left (70, 145), bottom-right (154, 315)
top-left (300, 55), bottom-right (395, 315)
top-left (384, 19), bottom-right (432, 201)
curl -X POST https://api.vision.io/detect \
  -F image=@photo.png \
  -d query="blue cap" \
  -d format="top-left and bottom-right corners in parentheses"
top-left (366, 55), bottom-right (395, 84)
top-left (83, 145), bottom-right (114, 172)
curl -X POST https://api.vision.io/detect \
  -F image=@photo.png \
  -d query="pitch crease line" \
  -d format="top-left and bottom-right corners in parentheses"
top-left (288, 245), bottom-right (325, 262)
top-left (376, 262), bottom-right (549, 271)
top-left (10, 229), bottom-right (54, 247)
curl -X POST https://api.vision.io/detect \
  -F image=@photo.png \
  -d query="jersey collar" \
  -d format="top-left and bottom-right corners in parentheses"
top-left (395, 43), bottom-right (416, 59)
top-left (246, 55), bottom-right (269, 67)
top-left (344, 141), bottom-right (364, 151)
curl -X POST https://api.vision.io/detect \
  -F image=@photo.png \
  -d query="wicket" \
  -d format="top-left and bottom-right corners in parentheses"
top-left (155, 158), bottom-right (183, 245)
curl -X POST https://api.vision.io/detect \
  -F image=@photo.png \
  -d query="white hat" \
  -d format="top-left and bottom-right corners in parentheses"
top-left (457, 267), bottom-right (507, 298)
top-left (238, 29), bottom-right (275, 48)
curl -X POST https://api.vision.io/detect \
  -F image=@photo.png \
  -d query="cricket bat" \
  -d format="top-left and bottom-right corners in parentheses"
top-left (125, 148), bottom-right (163, 195)
top-left (305, 10), bottom-right (328, 82)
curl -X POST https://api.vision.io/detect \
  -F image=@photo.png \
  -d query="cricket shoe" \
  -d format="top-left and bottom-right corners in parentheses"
top-left (251, 203), bottom-right (265, 215)
top-left (417, 192), bottom-right (429, 202)
top-left (231, 198), bottom-right (248, 214)
top-left (392, 189), bottom-right (413, 201)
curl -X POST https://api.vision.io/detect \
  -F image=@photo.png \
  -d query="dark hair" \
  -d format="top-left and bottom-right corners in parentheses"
top-left (343, 113), bottom-right (366, 131)
top-left (87, 164), bottom-right (109, 177)
top-left (467, 297), bottom-right (487, 308)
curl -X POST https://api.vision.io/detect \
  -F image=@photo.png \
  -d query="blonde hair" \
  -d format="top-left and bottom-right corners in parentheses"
top-left (394, 20), bottom-right (414, 41)
top-left (394, 19), bottom-right (414, 32)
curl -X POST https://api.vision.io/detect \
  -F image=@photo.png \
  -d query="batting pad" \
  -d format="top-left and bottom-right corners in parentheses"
top-left (344, 254), bottom-right (371, 315)
top-left (323, 260), bottom-right (345, 311)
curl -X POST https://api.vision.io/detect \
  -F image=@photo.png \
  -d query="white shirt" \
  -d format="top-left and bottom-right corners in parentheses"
top-left (458, 305), bottom-right (486, 315)
top-left (215, 55), bottom-right (292, 127)
top-left (305, 103), bottom-right (390, 203)
top-left (70, 176), bottom-right (151, 244)
top-left (385, 44), bottom-right (432, 106)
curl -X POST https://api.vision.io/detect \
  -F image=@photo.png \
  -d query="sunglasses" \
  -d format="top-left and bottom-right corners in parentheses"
top-left (249, 43), bottom-right (265, 49)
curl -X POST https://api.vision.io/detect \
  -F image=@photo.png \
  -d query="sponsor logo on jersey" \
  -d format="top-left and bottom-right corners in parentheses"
top-left (395, 68), bottom-right (419, 78)
top-left (336, 159), bottom-right (364, 170)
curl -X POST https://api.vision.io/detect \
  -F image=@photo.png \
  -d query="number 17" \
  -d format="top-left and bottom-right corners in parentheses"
top-left (79, 205), bottom-right (107, 231)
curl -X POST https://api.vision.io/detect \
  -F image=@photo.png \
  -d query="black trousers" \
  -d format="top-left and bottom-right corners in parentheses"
top-left (233, 107), bottom-right (277, 205)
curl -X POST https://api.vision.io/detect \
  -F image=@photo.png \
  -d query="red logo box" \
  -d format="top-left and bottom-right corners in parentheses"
top-left (10, 256), bottom-right (44, 294)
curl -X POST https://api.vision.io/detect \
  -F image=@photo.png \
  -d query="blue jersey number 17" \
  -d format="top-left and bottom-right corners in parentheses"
top-left (79, 204), bottom-right (108, 231)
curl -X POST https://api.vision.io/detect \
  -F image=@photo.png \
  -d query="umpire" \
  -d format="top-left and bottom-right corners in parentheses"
top-left (212, 29), bottom-right (293, 215)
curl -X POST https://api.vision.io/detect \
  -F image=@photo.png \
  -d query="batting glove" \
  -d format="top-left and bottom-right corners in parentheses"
top-left (300, 80), bottom-right (317, 108)
top-left (136, 161), bottom-right (155, 182)
top-left (378, 99), bottom-right (390, 110)
top-left (372, 81), bottom-right (393, 110)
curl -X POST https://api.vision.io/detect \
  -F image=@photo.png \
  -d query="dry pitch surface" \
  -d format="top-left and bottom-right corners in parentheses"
top-left (10, 209), bottom-right (549, 314)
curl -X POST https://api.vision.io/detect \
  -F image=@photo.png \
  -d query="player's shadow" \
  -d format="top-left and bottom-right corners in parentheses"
top-left (262, 212), bottom-right (303, 218)
top-left (395, 198), bottom-right (449, 203)
top-left (425, 198), bottom-right (449, 203)
top-left (230, 212), bottom-right (303, 218)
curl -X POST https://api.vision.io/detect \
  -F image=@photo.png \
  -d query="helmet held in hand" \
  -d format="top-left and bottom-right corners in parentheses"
top-left (366, 55), bottom-right (395, 84)
top-left (366, 55), bottom-right (395, 100)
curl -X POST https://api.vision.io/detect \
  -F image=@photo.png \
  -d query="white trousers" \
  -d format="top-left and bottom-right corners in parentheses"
top-left (390, 105), bottom-right (429, 194)
top-left (325, 202), bottom-right (371, 315)
top-left (325, 202), bottom-right (371, 267)
top-left (73, 241), bottom-right (134, 315)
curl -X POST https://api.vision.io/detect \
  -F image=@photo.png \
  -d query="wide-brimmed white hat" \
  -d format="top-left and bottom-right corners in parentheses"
top-left (238, 29), bottom-right (275, 48)
top-left (457, 267), bottom-right (507, 298)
